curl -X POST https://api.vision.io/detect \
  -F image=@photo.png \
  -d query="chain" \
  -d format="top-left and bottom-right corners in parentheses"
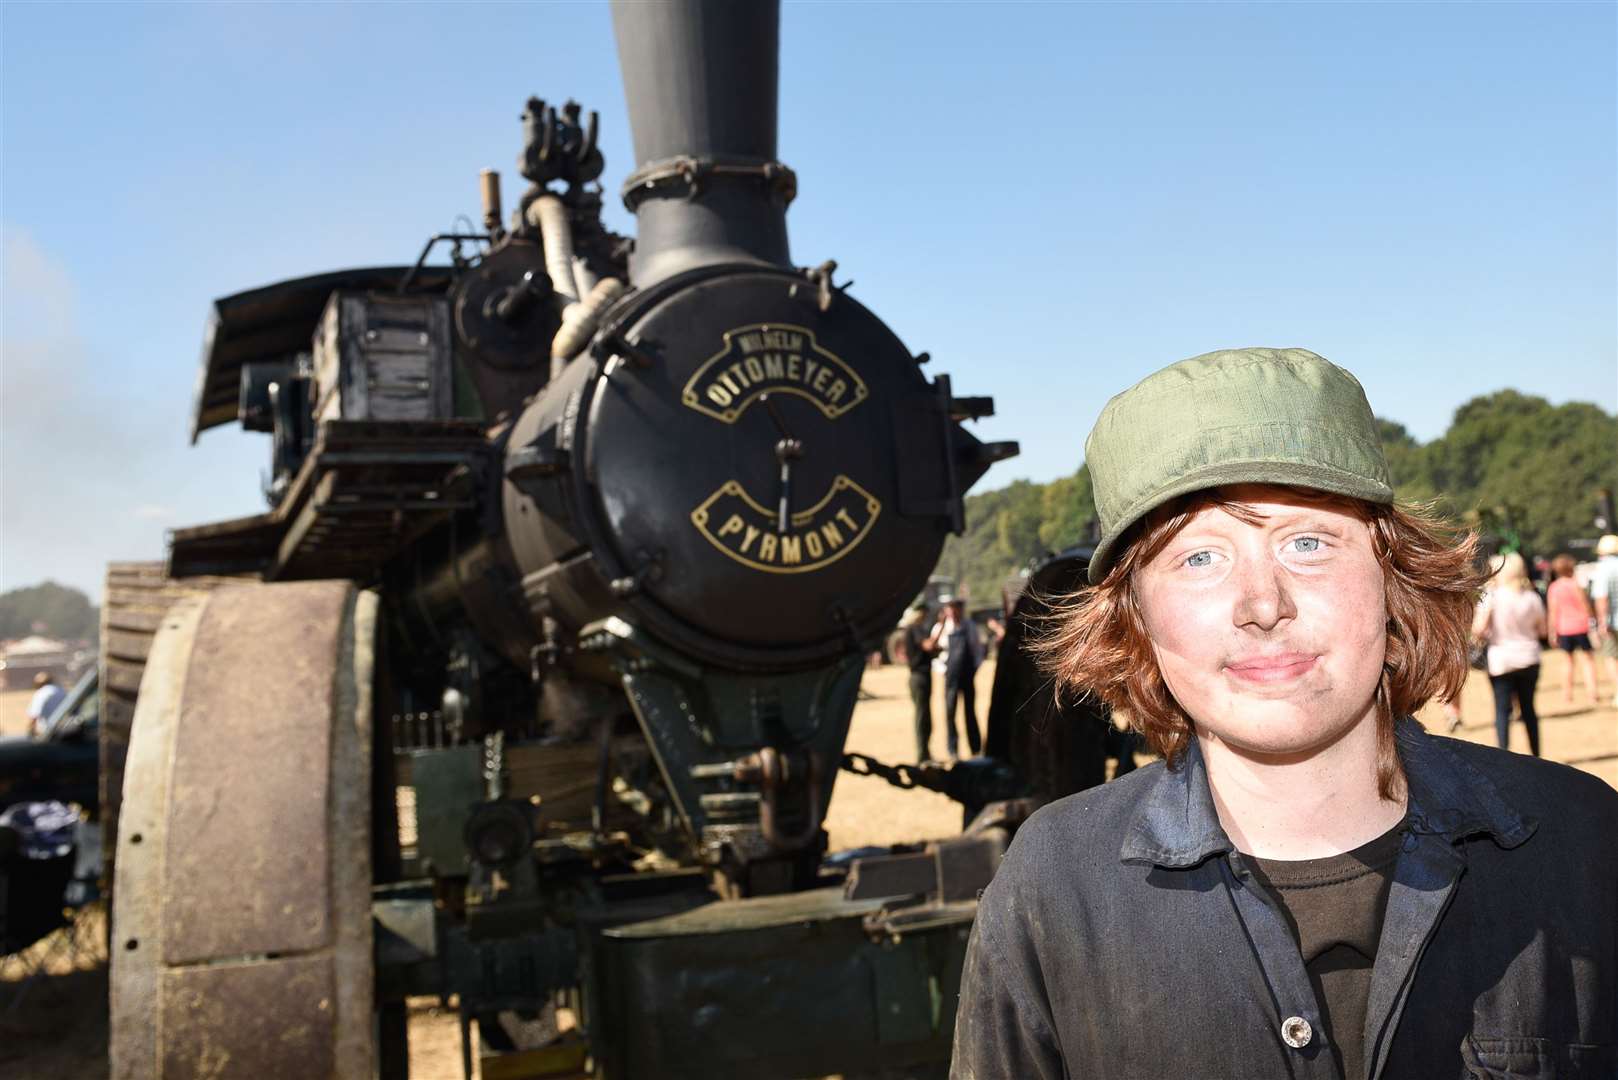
top-left (840, 751), bottom-right (921, 790)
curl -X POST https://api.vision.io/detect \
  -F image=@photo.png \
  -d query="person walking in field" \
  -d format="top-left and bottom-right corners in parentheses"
top-left (897, 602), bottom-right (939, 762)
top-left (1592, 533), bottom-right (1618, 707)
top-left (1472, 552), bottom-right (1546, 756)
top-left (25, 671), bottom-right (65, 739)
top-left (951, 347), bottom-right (1614, 1080)
top-left (1544, 553), bottom-right (1601, 706)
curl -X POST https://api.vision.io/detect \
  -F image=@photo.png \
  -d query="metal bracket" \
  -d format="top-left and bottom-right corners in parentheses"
top-left (608, 548), bottom-right (665, 598)
top-left (620, 155), bottom-right (798, 211)
top-left (591, 331), bottom-right (658, 371)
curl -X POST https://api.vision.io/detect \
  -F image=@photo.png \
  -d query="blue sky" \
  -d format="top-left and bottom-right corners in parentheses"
top-left (3, 1), bottom-right (1614, 599)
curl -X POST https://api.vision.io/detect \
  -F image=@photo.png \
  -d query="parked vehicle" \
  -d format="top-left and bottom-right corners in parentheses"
top-left (0, 668), bottom-right (99, 818)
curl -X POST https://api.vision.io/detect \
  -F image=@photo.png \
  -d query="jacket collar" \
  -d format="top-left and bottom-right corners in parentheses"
top-left (1119, 716), bottom-right (1535, 870)
top-left (1395, 717), bottom-right (1536, 849)
top-left (1118, 734), bottom-right (1230, 869)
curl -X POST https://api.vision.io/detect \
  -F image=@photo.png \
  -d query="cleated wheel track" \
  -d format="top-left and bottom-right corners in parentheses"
top-left (99, 563), bottom-right (246, 881)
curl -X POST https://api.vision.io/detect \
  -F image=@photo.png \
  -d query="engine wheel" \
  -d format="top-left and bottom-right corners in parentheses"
top-left (109, 581), bottom-right (380, 1079)
top-left (100, 563), bottom-right (243, 880)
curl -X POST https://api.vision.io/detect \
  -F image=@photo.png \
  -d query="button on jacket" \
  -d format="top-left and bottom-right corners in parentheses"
top-left (951, 719), bottom-right (1617, 1079)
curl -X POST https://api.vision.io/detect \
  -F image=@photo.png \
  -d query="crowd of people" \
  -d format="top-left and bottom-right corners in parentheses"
top-left (1470, 534), bottom-right (1618, 756)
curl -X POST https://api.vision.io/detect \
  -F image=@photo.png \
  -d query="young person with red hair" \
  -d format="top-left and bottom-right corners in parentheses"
top-left (951, 348), bottom-right (1615, 1080)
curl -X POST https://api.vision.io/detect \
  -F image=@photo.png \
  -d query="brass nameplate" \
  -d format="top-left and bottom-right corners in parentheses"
top-left (691, 475), bottom-right (881, 574)
top-left (682, 324), bottom-right (868, 424)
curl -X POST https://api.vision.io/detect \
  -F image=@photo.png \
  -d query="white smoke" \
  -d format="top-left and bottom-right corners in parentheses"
top-left (1, 229), bottom-right (182, 598)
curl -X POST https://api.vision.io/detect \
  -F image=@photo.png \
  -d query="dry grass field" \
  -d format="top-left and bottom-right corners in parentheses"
top-left (2, 655), bottom-right (1613, 1078)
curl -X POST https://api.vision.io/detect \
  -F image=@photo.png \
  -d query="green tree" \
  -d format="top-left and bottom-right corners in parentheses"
top-left (1419, 392), bottom-right (1617, 555)
top-left (937, 482), bottom-right (1030, 606)
top-left (1375, 418), bottom-right (1438, 502)
top-left (994, 480), bottom-right (1046, 563)
top-left (0, 581), bottom-right (99, 641)
top-left (939, 468), bottom-right (1096, 607)
top-left (1038, 465), bottom-right (1097, 552)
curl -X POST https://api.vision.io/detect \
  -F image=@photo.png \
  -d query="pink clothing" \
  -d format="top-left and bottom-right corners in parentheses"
top-left (1546, 577), bottom-right (1592, 636)
top-left (1483, 588), bottom-right (1545, 676)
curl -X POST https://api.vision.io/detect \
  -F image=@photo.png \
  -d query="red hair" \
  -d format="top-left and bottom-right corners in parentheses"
top-left (1033, 490), bottom-right (1486, 799)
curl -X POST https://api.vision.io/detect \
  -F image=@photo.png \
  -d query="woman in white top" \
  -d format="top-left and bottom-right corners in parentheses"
top-left (1471, 552), bottom-right (1546, 756)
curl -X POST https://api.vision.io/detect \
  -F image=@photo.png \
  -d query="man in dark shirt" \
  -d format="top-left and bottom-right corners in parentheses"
top-left (951, 348), bottom-right (1616, 1079)
top-left (899, 602), bottom-right (938, 762)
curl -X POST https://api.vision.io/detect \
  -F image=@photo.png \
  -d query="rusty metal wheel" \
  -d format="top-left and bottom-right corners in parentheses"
top-left (109, 581), bottom-right (381, 1079)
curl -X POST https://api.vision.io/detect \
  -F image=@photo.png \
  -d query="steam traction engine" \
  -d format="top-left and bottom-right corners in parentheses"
top-left (103, 4), bottom-right (1022, 1077)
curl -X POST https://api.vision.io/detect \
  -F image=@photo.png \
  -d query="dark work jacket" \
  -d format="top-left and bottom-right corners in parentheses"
top-left (945, 623), bottom-right (984, 678)
top-left (905, 624), bottom-right (934, 674)
top-left (951, 719), bottom-right (1617, 1079)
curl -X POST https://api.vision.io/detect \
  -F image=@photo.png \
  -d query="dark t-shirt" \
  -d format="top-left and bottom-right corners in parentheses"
top-left (903, 624), bottom-right (933, 673)
top-left (1247, 820), bottom-right (1406, 1080)
top-left (944, 624), bottom-right (977, 675)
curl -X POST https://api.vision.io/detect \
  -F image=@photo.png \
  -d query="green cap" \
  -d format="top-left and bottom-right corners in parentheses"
top-left (1084, 347), bottom-right (1393, 583)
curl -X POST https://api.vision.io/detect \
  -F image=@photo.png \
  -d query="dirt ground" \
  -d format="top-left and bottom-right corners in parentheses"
top-left (2, 655), bottom-right (1612, 1078)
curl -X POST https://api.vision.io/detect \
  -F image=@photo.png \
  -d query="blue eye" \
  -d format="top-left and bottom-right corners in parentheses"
top-left (1185, 551), bottom-right (1213, 568)
top-left (1290, 537), bottom-right (1322, 553)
